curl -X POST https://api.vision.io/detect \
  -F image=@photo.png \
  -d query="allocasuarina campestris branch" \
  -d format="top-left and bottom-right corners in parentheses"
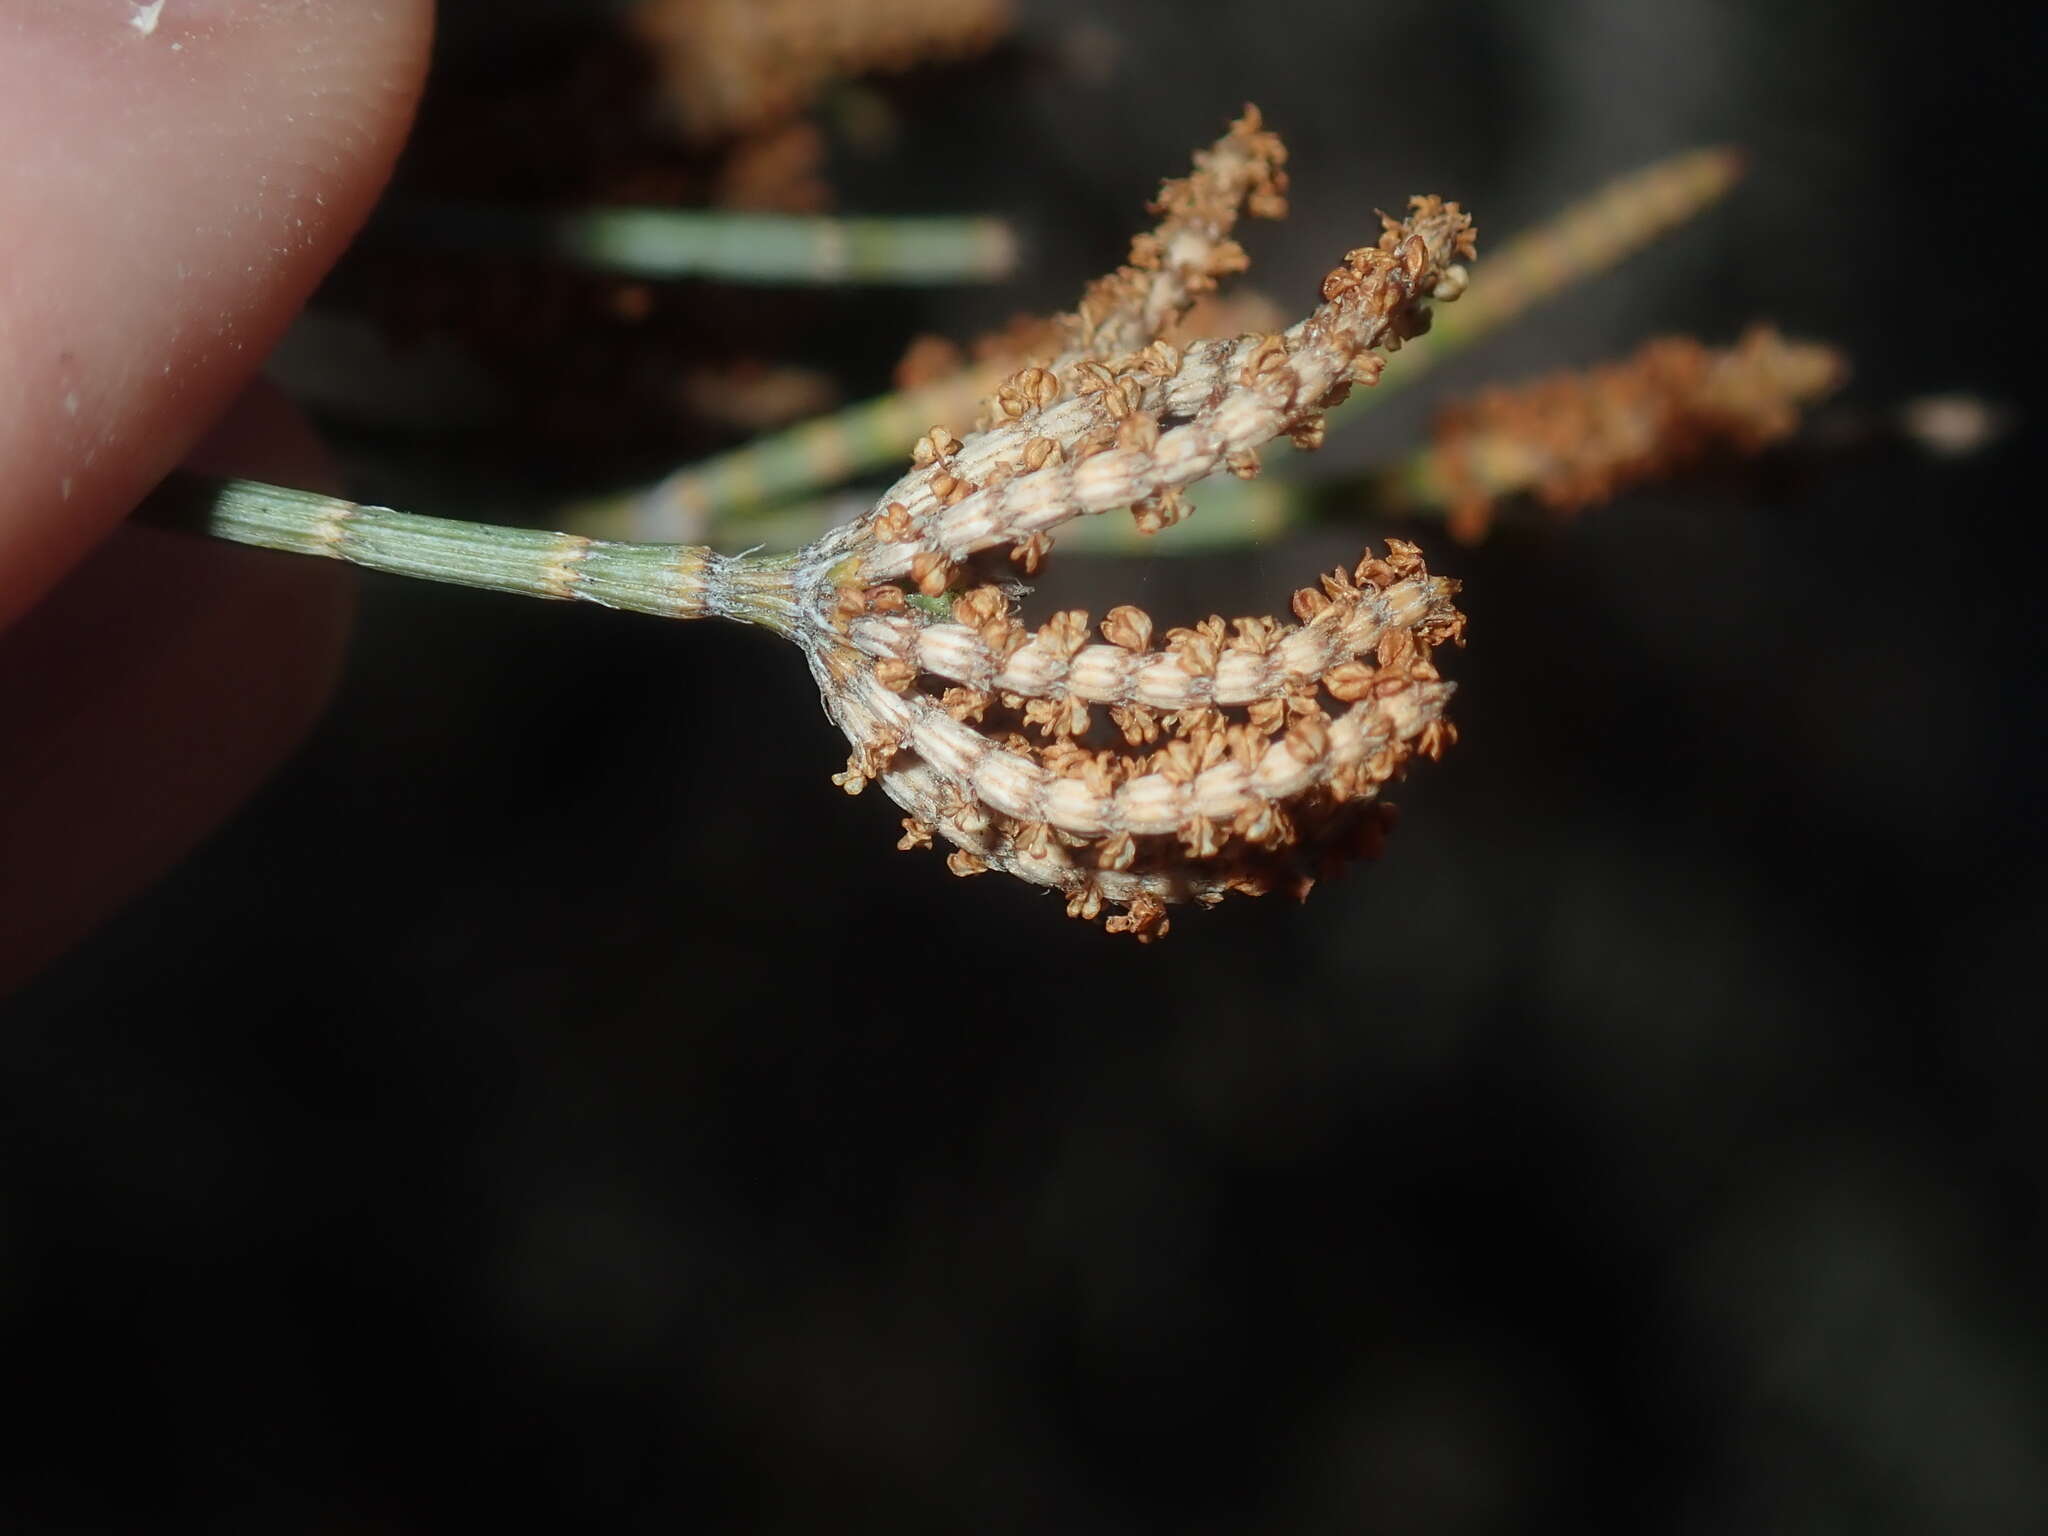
top-left (159, 110), bottom-right (1472, 939)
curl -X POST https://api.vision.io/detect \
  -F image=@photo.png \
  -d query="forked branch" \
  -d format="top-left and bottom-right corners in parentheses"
top-left (164, 110), bottom-right (1475, 939)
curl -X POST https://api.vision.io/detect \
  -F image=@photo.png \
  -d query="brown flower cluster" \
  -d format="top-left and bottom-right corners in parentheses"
top-left (773, 111), bottom-right (1476, 936)
top-left (1432, 323), bottom-right (1847, 542)
top-left (1054, 104), bottom-right (1291, 369)
top-left (632, 0), bottom-right (1012, 143)
top-left (889, 107), bottom-right (1292, 415)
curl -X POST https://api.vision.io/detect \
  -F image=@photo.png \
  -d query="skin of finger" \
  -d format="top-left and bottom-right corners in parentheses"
top-left (0, 380), bottom-right (353, 994)
top-left (0, 0), bottom-right (434, 627)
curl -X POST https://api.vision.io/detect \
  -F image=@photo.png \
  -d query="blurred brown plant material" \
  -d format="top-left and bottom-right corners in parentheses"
top-left (632, 0), bottom-right (1013, 143)
top-left (811, 114), bottom-right (1476, 935)
top-left (1431, 325), bottom-right (1847, 542)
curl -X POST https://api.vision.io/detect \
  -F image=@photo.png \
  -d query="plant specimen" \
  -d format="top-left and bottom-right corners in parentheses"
top-left (159, 109), bottom-right (1843, 939)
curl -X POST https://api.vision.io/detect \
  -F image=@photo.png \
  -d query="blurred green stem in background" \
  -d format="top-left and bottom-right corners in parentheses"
top-left (374, 203), bottom-right (1019, 286)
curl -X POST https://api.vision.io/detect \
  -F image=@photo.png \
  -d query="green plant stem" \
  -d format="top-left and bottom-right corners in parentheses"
top-left (564, 363), bottom-right (1006, 543)
top-left (375, 204), bottom-right (1019, 286)
top-left (144, 473), bottom-right (804, 636)
top-left (1332, 145), bottom-right (1743, 412)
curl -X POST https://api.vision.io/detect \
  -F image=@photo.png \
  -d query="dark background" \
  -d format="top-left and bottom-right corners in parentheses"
top-left (5, 1), bottom-right (2042, 1529)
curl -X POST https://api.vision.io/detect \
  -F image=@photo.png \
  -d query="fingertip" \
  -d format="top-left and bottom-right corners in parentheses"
top-left (0, 0), bottom-right (434, 623)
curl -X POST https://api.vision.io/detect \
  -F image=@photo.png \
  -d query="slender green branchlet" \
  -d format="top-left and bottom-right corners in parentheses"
top-left (375, 204), bottom-right (1019, 287)
top-left (146, 472), bottom-right (804, 637)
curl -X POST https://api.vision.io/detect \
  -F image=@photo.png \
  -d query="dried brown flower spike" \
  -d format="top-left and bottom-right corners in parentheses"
top-left (1430, 324), bottom-right (1847, 542)
top-left (796, 110), bottom-right (1474, 935)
